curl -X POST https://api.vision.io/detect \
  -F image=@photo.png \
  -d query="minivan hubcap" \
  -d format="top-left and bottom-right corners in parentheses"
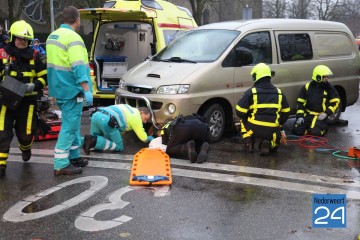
top-left (209, 110), bottom-right (223, 137)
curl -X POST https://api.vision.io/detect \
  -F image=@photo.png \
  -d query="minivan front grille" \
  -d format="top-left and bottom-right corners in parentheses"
top-left (117, 97), bottom-right (163, 110)
top-left (126, 86), bottom-right (152, 94)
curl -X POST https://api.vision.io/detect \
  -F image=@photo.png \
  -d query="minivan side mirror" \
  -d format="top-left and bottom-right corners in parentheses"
top-left (235, 47), bottom-right (253, 67)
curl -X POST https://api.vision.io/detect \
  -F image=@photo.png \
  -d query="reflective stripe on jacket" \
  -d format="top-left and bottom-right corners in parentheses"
top-left (46, 24), bottom-right (91, 100)
top-left (296, 81), bottom-right (340, 118)
top-left (236, 78), bottom-right (290, 127)
top-left (0, 48), bottom-right (47, 97)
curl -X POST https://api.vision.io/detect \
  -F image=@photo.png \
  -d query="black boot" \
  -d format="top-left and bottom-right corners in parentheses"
top-left (197, 142), bottom-right (209, 164)
top-left (54, 165), bottom-right (83, 176)
top-left (22, 149), bottom-right (31, 162)
top-left (259, 140), bottom-right (271, 156)
top-left (185, 140), bottom-right (197, 163)
top-left (243, 137), bottom-right (254, 153)
top-left (83, 135), bottom-right (97, 155)
top-left (0, 165), bottom-right (6, 178)
top-left (70, 157), bottom-right (89, 167)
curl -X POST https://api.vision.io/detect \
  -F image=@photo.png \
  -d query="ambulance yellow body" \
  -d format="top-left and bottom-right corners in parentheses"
top-left (80, 0), bottom-right (197, 106)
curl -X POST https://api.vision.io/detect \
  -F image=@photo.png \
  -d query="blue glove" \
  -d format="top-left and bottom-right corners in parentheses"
top-left (83, 90), bottom-right (93, 106)
top-left (296, 117), bottom-right (304, 125)
top-left (146, 135), bottom-right (155, 143)
top-left (318, 112), bottom-right (327, 121)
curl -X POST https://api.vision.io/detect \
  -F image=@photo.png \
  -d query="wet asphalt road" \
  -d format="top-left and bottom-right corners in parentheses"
top-left (1, 96), bottom-right (360, 240)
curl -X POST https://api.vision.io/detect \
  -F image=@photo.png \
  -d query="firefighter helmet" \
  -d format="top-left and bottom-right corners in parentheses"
top-left (312, 65), bottom-right (333, 82)
top-left (251, 63), bottom-right (272, 82)
top-left (9, 20), bottom-right (34, 42)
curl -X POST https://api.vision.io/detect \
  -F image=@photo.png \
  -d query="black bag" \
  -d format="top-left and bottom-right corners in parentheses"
top-left (0, 76), bottom-right (27, 110)
top-left (35, 113), bottom-right (51, 137)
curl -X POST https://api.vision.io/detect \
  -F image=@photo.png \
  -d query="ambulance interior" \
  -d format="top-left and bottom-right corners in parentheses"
top-left (93, 22), bottom-right (154, 90)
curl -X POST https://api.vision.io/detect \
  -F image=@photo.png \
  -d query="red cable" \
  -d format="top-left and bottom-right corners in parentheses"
top-left (287, 135), bottom-right (346, 150)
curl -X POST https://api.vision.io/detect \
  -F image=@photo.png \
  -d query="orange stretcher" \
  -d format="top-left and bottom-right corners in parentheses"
top-left (129, 148), bottom-right (172, 186)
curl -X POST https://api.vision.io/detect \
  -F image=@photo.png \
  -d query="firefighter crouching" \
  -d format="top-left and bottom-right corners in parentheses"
top-left (236, 63), bottom-right (290, 156)
top-left (0, 20), bottom-right (47, 177)
top-left (293, 65), bottom-right (340, 137)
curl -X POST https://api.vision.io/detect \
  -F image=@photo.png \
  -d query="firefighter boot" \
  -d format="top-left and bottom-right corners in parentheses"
top-left (259, 140), bottom-right (271, 156)
top-left (0, 165), bottom-right (6, 178)
top-left (197, 142), bottom-right (210, 164)
top-left (243, 137), bottom-right (254, 153)
top-left (70, 157), bottom-right (89, 168)
top-left (54, 165), bottom-right (83, 176)
top-left (83, 135), bottom-right (97, 155)
top-left (22, 149), bottom-right (31, 162)
top-left (185, 140), bottom-right (197, 163)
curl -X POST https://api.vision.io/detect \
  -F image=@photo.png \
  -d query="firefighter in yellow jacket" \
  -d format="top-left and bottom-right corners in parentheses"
top-left (293, 65), bottom-right (340, 136)
top-left (236, 63), bottom-right (290, 156)
top-left (0, 20), bottom-right (47, 177)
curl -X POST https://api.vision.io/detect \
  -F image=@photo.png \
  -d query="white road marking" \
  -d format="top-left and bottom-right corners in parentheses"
top-left (8, 148), bottom-right (360, 199)
top-left (3, 176), bottom-right (108, 222)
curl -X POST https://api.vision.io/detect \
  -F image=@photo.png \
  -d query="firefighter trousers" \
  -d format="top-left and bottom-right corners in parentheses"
top-left (0, 100), bottom-right (37, 166)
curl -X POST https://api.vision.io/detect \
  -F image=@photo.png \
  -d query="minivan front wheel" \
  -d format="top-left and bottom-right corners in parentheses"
top-left (202, 104), bottom-right (225, 143)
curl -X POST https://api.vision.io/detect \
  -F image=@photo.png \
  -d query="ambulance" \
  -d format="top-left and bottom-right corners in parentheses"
top-left (79, 0), bottom-right (197, 106)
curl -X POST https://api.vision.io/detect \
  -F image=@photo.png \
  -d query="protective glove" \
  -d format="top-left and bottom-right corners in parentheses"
top-left (280, 130), bottom-right (287, 144)
top-left (83, 90), bottom-right (93, 106)
top-left (146, 135), bottom-right (155, 143)
top-left (318, 112), bottom-right (327, 121)
top-left (25, 83), bottom-right (35, 93)
top-left (296, 117), bottom-right (304, 125)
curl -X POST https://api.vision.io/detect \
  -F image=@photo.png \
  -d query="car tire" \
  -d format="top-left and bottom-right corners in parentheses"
top-left (327, 100), bottom-right (342, 125)
top-left (202, 104), bottom-right (225, 143)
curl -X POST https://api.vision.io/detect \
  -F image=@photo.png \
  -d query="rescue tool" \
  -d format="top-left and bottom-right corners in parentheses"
top-left (129, 148), bottom-right (172, 186)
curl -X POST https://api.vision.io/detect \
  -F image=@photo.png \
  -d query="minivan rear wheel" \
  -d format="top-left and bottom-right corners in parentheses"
top-left (202, 104), bottom-right (225, 143)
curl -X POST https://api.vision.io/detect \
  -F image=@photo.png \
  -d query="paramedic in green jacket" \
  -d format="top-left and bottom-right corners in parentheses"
top-left (46, 6), bottom-right (93, 176)
top-left (83, 104), bottom-right (154, 155)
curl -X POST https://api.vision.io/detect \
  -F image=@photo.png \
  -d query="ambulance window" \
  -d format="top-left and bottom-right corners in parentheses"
top-left (163, 30), bottom-right (187, 45)
top-left (235, 31), bottom-right (272, 64)
top-left (278, 33), bottom-right (313, 61)
top-left (156, 29), bottom-right (238, 63)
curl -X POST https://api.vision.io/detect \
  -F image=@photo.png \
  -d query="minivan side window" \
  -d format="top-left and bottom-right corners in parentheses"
top-left (315, 33), bottom-right (353, 57)
top-left (278, 33), bottom-right (313, 61)
top-left (223, 31), bottom-right (271, 67)
top-left (237, 31), bottom-right (272, 64)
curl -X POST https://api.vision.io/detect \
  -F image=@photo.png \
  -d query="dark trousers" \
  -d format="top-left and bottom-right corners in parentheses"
top-left (241, 121), bottom-right (281, 151)
top-left (0, 100), bottom-right (37, 165)
top-left (165, 119), bottom-right (208, 157)
top-left (293, 115), bottom-right (328, 136)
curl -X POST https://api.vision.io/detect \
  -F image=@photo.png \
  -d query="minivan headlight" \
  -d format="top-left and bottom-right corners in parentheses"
top-left (119, 78), bottom-right (126, 90)
top-left (157, 85), bottom-right (190, 94)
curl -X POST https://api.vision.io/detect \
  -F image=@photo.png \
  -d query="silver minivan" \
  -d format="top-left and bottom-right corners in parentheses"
top-left (115, 19), bottom-right (360, 142)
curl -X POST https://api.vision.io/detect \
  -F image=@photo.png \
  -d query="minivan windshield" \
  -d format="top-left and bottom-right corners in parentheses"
top-left (154, 29), bottom-right (239, 63)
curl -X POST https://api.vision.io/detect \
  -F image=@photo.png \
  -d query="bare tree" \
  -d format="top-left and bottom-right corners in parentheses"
top-left (8, 0), bottom-right (22, 25)
top-left (311, 0), bottom-right (342, 20)
top-left (332, 0), bottom-right (360, 36)
top-left (263, 0), bottom-right (287, 18)
top-left (188, 0), bottom-right (208, 25)
top-left (40, 0), bottom-right (106, 31)
top-left (288, 0), bottom-right (312, 19)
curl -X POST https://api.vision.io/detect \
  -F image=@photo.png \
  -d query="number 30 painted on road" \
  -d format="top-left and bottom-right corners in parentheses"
top-left (3, 176), bottom-right (134, 232)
